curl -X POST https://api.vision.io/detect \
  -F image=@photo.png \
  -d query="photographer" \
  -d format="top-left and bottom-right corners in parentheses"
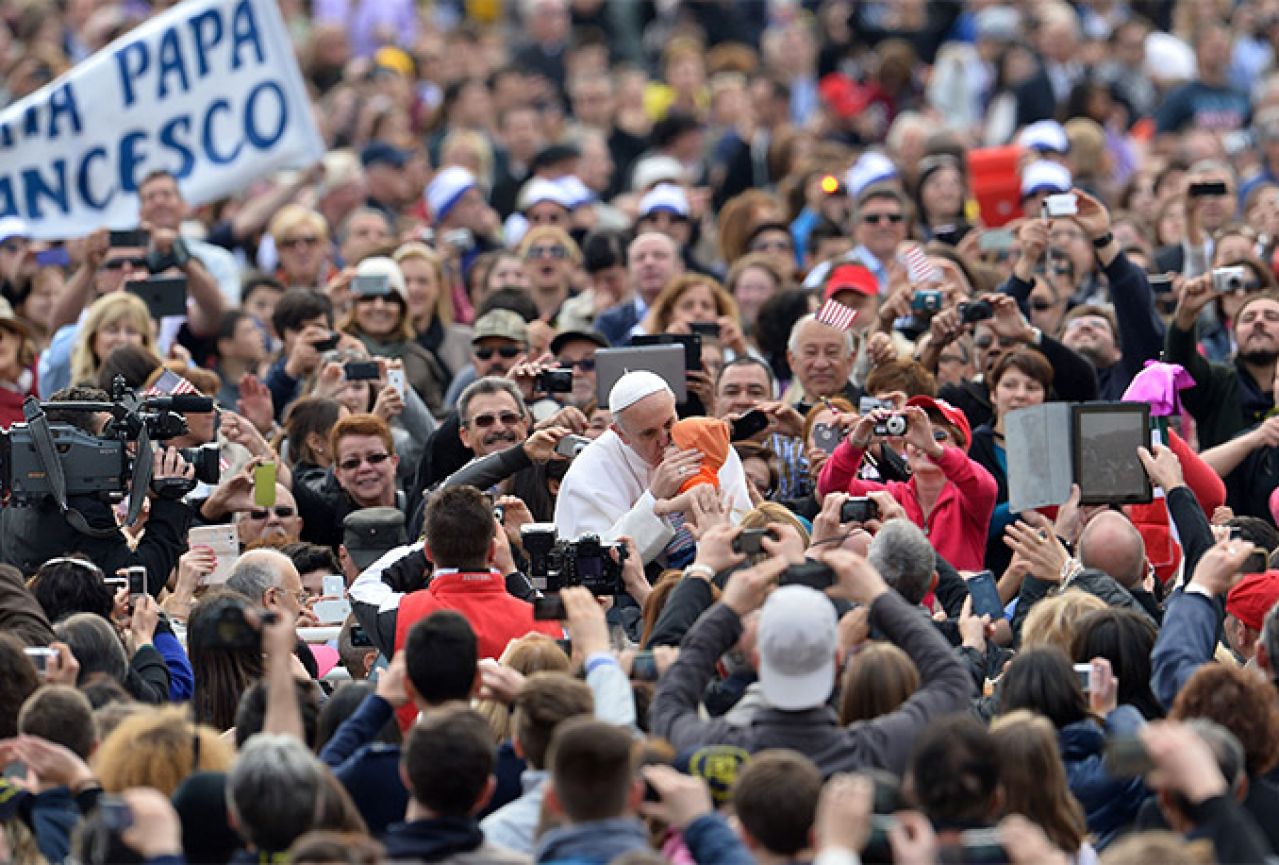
top-left (0, 387), bottom-right (194, 589)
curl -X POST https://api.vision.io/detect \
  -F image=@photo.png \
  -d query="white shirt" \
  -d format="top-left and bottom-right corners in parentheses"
top-left (553, 428), bottom-right (753, 564)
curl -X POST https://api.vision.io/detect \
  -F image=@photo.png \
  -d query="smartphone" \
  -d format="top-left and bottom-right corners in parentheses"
top-left (555, 434), bottom-right (591, 458)
top-left (689, 321), bottom-right (721, 338)
top-left (442, 228), bottom-right (475, 251)
top-left (733, 528), bottom-right (774, 555)
top-left (537, 368), bottom-right (574, 393)
top-left (631, 651), bottom-right (659, 681)
top-left (351, 274), bottom-right (391, 296)
top-left (965, 570), bottom-right (1004, 619)
top-left (126, 566), bottom-right (147, 608)
top-left (978, 228), bottom-right (1015, 253)
top-left (344, 360), bottom-right (380, 381)
top-left (1147, 273), bottom-right (1174, 293)
top-left (23, 647), bottom-right (56, 680)
top-left (125, 276), bottom-right (188, 318)
top-left (386, 366), bottom-right (406, 396)
top-left (1103, 736), bottom-right (1155, 777)
top-left (97, 797), bottom-right (134, 833)
top-left (35, 246), bottom-right (71, 268)
top-left (533, 595), bottom-right (567, 620)
top-left (1043, 193), bottom-right (1079, 217)
top-left (253, 463), bottom-right (277, 508)
top-left (108, 229), bottom-right (150, 248)
top-left (730, 409), bottom-right (770, 442)
top-left (780, 560), bottom-right (836, 590)
top-left (811, 422), bottom-right (842, 454)
top-left (311, 332), bottom-right (340, 352)
top-left (323, 574), bottom-right (345, 598)
top-left (1073, 662), bottom-right (1094, 693)
top-left (1188, 180), bottom-right (1229, 198)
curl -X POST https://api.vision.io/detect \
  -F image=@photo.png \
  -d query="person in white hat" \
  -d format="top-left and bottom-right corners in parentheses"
top-left (554, 369), bottom-right (752, 563)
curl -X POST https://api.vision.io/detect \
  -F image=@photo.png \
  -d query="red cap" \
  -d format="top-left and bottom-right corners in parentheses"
top-left (906, 395), bottom-right (972, 450)
top-left (823, 263), bottom-right (879, 301)
top-left (819, 73), bottom-right (872, 119)
top-left (1226, 570), bottom-right (1279, 631)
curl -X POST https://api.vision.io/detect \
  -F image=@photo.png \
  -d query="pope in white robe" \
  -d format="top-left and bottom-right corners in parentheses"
top-left (554, 370), bottom-right (752, 563)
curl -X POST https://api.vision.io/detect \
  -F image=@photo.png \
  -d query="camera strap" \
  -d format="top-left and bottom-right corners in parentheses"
top-left (22, 397), bottom-right (120, 539)
top-left (124, 428), bottom-right (154, 529)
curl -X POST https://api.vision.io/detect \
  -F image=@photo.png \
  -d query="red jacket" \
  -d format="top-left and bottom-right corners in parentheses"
top-left (817, 442), bottom-right (998, 571)
top-left (392, 570), bottom-right (560, 729)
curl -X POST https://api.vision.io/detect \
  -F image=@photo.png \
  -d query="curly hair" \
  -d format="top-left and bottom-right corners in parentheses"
top-left (1170, 664), bottom-right (1279, 777)
top-left (641, 274), bottom-right (741, 335)
top-left (92, 707), bottom-right (234, 796)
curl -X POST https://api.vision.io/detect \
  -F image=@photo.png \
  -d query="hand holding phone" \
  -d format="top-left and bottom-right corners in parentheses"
top-left (253, 463), bottom-right (277, 508)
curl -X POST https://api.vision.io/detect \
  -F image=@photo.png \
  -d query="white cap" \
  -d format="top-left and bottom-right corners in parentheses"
top-left (639, 184), bottom-right (690, 218)
top-left (503, 212), bottom-right (530, 248)
top-left (426, 166), bottom-right (477, 221)
top-left (1144, 31), bottom-right (1196, 86)
top-left (354, 256), bottom-right (408, 302)
top-left (757, 585), bottom-right (838, 711)
top-left (0, 217), bottom-right (29, 245)
top-left (631, 155), bottom-right (686, 192)
top-left (556, 175), bottom-right (594, 209)
top-left (518, 176), bottom-right (574, 212)
top-left (608, 369), bottom-right (673, 414)
top-left (1020, 160), bottom-right (1073, 198)
top-left (1017, 120), bottom-right (1069, 155)
top-left (845, 152), bottom-right (899, 199)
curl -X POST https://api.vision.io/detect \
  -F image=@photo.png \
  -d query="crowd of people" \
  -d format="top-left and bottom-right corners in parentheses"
top-left (8, 0), bottom-right (1279, 862)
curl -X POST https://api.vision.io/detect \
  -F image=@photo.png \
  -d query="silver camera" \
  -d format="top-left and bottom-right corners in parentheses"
top-left (1043, 193), bottom-right (1078, 217)
top-left (873, 414), bottom-right (908, 437)
top-left (1211, 266), bottom-right (1248, 294)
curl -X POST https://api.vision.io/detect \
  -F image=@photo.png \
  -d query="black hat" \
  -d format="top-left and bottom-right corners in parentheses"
top-left (531, 142), bottom-right (581, 173)
top-left (343, 508), bottom-right (409, 571)
top-left (550, 329), bottom-right (610, 355)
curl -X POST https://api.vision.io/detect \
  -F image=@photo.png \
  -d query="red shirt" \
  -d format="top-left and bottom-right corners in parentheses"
top-left (392, 570), bottom-right (560, 729)
top-left (817, 442), bottom-right (998, 571)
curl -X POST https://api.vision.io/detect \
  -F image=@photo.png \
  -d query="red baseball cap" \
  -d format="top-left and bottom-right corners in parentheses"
top-left (906, 395), bottom-right (972, 450)
top-left (823, 263), bottom-right (879, 302)
top-left (1226, 570), bottom-right (1279, 632)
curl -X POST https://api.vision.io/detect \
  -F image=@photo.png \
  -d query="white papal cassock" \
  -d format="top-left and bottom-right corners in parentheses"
top-left (553, 428), bottom-right (754, 565)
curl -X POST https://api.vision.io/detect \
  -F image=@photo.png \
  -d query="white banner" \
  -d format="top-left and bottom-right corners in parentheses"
top-left (0, 0), bottom-right (325, 239)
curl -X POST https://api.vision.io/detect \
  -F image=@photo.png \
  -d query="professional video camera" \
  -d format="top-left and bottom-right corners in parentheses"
top-left (0, 376), bottom-right (220, 537)
top-left (519, 524), bottom-right (628, 595)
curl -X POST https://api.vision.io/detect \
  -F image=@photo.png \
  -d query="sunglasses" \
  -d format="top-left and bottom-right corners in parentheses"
top-left (862, 213), bottom-right (904, 225)
top-left (1, 241), bottom-right (24, 254)
top-left (559, 357), bottom-right (596, 372)
top-left (247, 506), bottom-right (296, 520)
top-left (467, 411), bottom-right (523, 429)
top-left (526, 245), bottom-right (569, 260)
top-left (102, 256), bottom-right (148, 270)
top-left (337, 452), bottom-right (391, 471)
top-left (475, 345), bottom-right (522, 361)
top-left (1029, 298), bottom-right (1056, 311)
top-left (281, 235), bottom-right (321, 250)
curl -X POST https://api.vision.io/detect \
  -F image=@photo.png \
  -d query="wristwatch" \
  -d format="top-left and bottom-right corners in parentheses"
top-left (1091, 231), bottom-right (1114, 249)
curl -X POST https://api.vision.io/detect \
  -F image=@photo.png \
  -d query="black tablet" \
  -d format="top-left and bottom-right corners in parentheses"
top-left (1071, 402), bottom-right (1152, 505)
top-left (126, 276), bottom-right (188, 319)
top-left (630, 332), bottom-right (702, 371)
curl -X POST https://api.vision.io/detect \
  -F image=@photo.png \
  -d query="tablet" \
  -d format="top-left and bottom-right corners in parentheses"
top-left (126, 276), bottom-right (188, 319)
top-left (630, 332), bottom-right (702, 371)
top-left (595, 344), bottom-right (688, 405)
top-left (1072, 402), bottom-right (1152, 505)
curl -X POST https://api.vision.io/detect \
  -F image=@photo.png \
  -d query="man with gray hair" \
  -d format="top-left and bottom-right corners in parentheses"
top-left (226, 548), bottom-right (308, 622)
top-left (867, 520), bottom-right (937, 605)
top-left (783, 313), bottom-right (860, 412)
top-left (227, 734), bottom-right (329, 858)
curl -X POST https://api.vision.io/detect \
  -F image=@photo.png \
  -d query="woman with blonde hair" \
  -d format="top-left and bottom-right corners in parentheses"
top-left (92, 707), bottom-right (234, 796)
top-left (392, 242), bottom-right (472, 380)
top-left (990, 710), bottom-right (1092, 861)
top-left (474, 633), bottom-right (570, 742)
top-left (1020, 590), bottom-right (1109, 655)
top-left (68, 292), bottom-right (155, 390)
top-left (269, 205), bottom-right (333, 290)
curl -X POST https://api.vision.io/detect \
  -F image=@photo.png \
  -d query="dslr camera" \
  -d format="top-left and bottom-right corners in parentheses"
top-left (1211, 266), bottom-right (1248, 294)
top-left (873, 414), bottom-right (908, 437)
top-left (520, 524), bottom-right (628, 595)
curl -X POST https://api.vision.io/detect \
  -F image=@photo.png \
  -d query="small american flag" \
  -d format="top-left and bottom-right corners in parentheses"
top-left (144, 369), bottom-right (199, 397)
top-left (902, 245), bottom-right (941, 286)
top-left (816, 298), bottom-right (859, 331)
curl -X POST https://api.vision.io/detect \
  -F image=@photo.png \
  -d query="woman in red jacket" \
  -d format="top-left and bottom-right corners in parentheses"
top-left (817, 395), bottom-right (998, 570)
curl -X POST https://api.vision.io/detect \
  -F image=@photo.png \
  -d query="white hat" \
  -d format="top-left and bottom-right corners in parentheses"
top-left (1144, 31), bottom-right (1196, 86)
top-left (757, 585), bottom-right (838, 711)
top-left (1020, 160), bottom-right (1073, 198)
top-left (1017, 120), bottom-right (1070, 155)
top-left (608, 369), bottom-right (673, 414)
top-left (631, 155), bottom-right (686, 192)
top-left (503, 212), bottom-right (530, 248)
top-left (556, 175), bottom-right (595, 209)
top-left (518, 177), bottom-right (574, 213)
top-left (426, 166), bottom-right (477, 222)
top-left (845, 152), bottom-right (899, 199)
top-left (354, 256), bottom-right (408, 302)
top-left (639, 184), bottom-right (690, 219)
top-left (0, 217), bottom-right (29, 245)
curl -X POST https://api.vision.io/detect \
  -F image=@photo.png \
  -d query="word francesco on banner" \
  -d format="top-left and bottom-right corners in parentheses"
top-left (0, 0), bottom-right (324, 238)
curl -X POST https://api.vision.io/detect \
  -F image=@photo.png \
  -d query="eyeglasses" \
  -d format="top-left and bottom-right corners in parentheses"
top-left (101, 256), bottom-right (148, 270)
top-left (862, 213), bottom-right (904, 225)
top-left (973, 335), bottom-right (1023, 350)
top-left (337, 452), bottom-right (392, 471)
top-left (246, 506), bottom-right (296, 520)
top-left (467, 411), bottom-right (523, 429)
top-left (932, 429), bottom-right (950, 442)
top-left (525, 245), bottom-right (569, 260)
top-left (749, 239), bottom-right (794, 253)
top-left (1029, 298), bottom-right (1056, 312)
top-left (1, 241), bottom-right (23, 254)
top-left (475, 345), bottom-right (523, 361)
top-left (280, 235), bottom-right (321, 250)
top-left (559, 357), bottom-right (596, 371)
top-left (937, 353), bottom-right (967, 365)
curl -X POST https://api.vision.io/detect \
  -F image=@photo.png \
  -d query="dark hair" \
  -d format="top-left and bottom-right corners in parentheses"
top-left (272, 288), bottom-right (334, 337)
top-left (46, 386), bottom-right (111, 433)
top-left (513, 672), bottom-right (594, 770)
top-left (27, 556), bottom-right (114, 623)
top-left (0, 634), bottom-right (39, 739)
top-left (998, 647), bottom-right (1090, 729)
top-left (547, 717), bottom-right (636, 822)
top-left (733, 750), bottom-right (822, 856)
top-left (234, 679), bottom-right (321, 750)
top-left (478, 286), bottom-right (539, 322)
top-left (54, 613), bottom-right (128, 686)
top-left (806, 218), bottom-right (846, 252)
top-left (216, 309), bottom-right (252, 344)
top-left (865, 360), bottom-right (937, 399)
top-left (240, 272), bottom-right (286, 306)
top-left (1071, 609), bottom-right (1163, 720)
top-left (990, 347), bottom-right (1054, 392)
top-left (754, 288), bottom-right (812, 381)
top-left (404, 611), bottom-right (477, 706)
top-left (1228, 517), bottom-right (1279, 575)
top-left (286, 832), bottom-right (385, 865)
top-left (281, 542), bottom-right (342, 577)
top-left (18, 684), bottom-right (95, 758)
top-left (96, 343), bottom-right (162, 392)
top-left (282, 397), bottom-right (345, 469)
top-left (188, 592), bottom-right (264, 732)
top-left (315, 682), bottom-right (401, 753)
top-left (908, 715), bottom-right (1001, 823)
top-left (424, 486), bottom-right (495, 570)
top-left (402, 706), bottom-right (495, 815)
top-left (1171, 664), bottom-right (1279, 777)
top-left (582, 229), bottom-right (629, 273)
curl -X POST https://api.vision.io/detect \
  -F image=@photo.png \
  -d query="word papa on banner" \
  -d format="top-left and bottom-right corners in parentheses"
top-left (0, 0), bottom-right (324, 239)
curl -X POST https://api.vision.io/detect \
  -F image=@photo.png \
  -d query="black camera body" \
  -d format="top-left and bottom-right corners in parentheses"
top-left (537, 368), bottom-right (574, 393)
top-left (521, 524), bottom-right (628, 595)
top-left (957, 300), bottom-right (994, 324)
top-left (840, 496), bottom-right (880, 524)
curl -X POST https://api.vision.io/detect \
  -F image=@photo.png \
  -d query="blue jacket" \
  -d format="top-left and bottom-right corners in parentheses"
top-left (594, 301), bottom-right (642, 347)
top-left (1059, 707), bottom-right (1148, 848)
top-left (1150, 589), bottom-right (1220, 711)
top-left (155, 630), bottom-right (194, 702)
top-left (534, 817), bottom-right (651, 864)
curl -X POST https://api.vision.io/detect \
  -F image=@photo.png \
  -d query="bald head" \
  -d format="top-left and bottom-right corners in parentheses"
top-left (1079, 512), bottom-right (1147, 588)
top-left (628, 231), bottom-right (683, 304)
top-left (226, 549), bottom-right (305, 616)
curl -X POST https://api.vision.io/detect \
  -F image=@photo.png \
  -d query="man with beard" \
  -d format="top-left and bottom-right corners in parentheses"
top-left (233, 484), bottom-right (304, 550)
top-left (1168, 282), bottom-right (1279, 449)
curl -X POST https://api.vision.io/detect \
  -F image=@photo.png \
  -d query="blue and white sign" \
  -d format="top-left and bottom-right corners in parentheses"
top-left (0, 0), bottom-right (325, 238)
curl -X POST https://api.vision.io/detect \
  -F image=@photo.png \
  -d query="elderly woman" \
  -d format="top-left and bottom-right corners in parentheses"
top-left (268, 204), bottom-right (334, 290)
top-left (338, 256), bottom-right (446, 416)
top-left (392, 242), bottom-right (473, 381)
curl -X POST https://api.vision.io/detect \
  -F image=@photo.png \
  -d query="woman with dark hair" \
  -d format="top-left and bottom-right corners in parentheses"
top-left (27, 556), bottom-right (115, 623)
top-left (279, 396), bottom-right (348, 478)
top-left (188, 591), bottom-right (264, 732)
top-left (754, 288), bottom-right (815, 388)
top-left (1071, 608), bottom-right (1163, 720)
top-left (55, 612), bottom-right (171, 705)
top-left (839, 643), bottom-right (920, 724)
top-left (0, 633), bottom-right (39, 738)
top-left (998, 647), bottom-right (1146, 848)
top-left (912, 154), bottom-right (972, 245)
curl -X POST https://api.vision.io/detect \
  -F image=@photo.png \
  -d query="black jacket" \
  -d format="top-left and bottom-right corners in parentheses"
top-left (440, 442), bottom-right (555, 521)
